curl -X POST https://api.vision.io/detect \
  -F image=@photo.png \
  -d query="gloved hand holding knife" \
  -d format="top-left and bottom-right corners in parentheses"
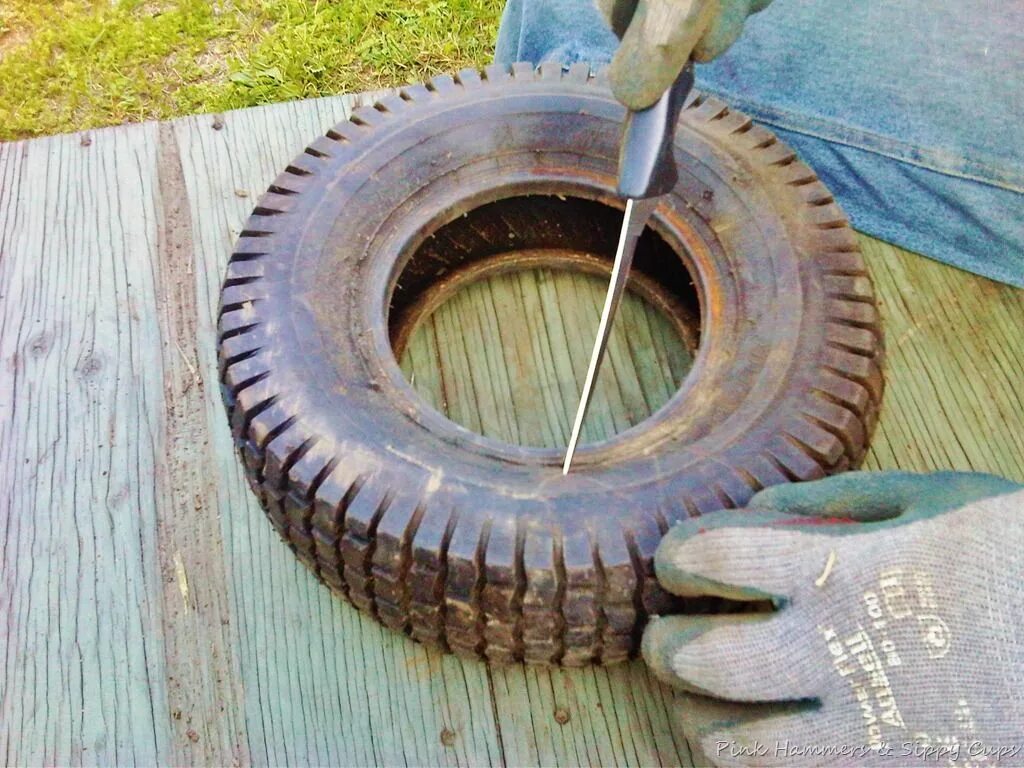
top-left (563, 0), bottom-right (771, 472)
top-left (597, 0), bottom-right (773, 111)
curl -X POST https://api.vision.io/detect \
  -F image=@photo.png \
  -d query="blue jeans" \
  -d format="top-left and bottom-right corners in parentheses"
top-left (496, 0), bottom-right (1024, 287)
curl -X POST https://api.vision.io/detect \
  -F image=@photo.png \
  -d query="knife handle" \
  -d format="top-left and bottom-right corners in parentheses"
top-left (616, 62), bottom-right (695, 200)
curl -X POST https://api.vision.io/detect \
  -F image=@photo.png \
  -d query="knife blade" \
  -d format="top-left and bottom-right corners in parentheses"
top-left (561, 64), bottom-right (694, 474)
top-left (561, 196), bottom-right (657, 474)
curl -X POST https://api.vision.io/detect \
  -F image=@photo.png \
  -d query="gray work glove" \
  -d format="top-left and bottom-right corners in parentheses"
top-left (596, 0), bottom-right (773, 109)
top-left (642, 472), bottom-right (1024, 766)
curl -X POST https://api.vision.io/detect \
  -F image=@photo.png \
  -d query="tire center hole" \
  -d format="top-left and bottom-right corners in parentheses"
top-left (388, 195), bottom-right (702, 450)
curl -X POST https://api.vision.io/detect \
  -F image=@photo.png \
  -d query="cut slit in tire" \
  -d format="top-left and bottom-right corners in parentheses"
top-left (217, 62), bottom-right (885, 666)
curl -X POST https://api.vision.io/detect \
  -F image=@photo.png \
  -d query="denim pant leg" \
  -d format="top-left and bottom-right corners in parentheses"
top-left (494, 0), bottom-right (1024, 287)
top-left (495, 0), bottom-right (616, 69)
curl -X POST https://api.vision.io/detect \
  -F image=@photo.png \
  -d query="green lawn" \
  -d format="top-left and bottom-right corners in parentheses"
top-left (0, 0), bottom-right (504, 141)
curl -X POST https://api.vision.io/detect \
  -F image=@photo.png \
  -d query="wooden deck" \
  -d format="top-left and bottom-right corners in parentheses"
top-left (1, 91), bottom-right (1022, 766)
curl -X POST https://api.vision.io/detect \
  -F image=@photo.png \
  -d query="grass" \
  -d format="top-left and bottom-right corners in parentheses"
top-left (0, 0), bottom-right (504, 141)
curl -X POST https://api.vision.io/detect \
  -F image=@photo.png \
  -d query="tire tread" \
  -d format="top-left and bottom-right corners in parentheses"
top-left (216, 63), bottom-right (884, 665)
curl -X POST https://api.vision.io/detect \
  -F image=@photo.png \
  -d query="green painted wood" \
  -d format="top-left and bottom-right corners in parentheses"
top-left (0, 126), bottom-right (175, 765)
top-left (400, 268), bottom-right (693, 448)
top-left (859, 236), bottom-right (1024, 483)
top-left (153, 122), bottom-right (249, 764)
top-left (0, 86), bottom-right (1021, 767)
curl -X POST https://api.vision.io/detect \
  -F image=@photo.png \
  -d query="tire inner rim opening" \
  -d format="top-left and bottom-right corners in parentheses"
top-left (387, 194), bottom-right (703, 450)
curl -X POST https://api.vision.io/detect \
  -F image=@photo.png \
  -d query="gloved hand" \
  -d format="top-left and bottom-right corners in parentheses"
top-left (642, 471), bottom-right (1024, 766)
top-left (596, 0), bottom-right (773, 110)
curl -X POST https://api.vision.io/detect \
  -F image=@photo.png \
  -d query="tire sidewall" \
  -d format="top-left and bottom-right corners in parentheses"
top-left (266, 81), bottom-right (819, 520)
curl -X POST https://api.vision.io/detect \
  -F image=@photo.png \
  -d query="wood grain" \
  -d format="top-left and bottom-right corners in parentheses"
top-left (0, 88), bottom-right (1021, 767)
top-left (400, 268), bottom-right (693, 448)
top-left (0, 126), bottom-right (172, 765)
top-left (153, 122), bottom-right (248, 765)
top-left (859, 236), bottom-right (1024, 482)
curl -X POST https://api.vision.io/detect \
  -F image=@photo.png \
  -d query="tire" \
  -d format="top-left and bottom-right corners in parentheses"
top-left (217, 62), bottom-right (884, 666)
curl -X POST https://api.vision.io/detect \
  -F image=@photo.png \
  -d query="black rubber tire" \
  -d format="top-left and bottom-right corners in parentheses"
top-left (218, 62), bottom-right (884, 666)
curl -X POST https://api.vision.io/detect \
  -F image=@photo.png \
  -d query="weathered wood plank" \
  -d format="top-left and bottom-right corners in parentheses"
top-left (0, 118), bottom-right (254, 766)
top-left (401, 268), bottom-right (691, 447)
top-left (859, 236), bottom-right (1024, 482)
top-left (152, 122), bottom-right (249, 764)
top-left (171, 93), bottom-right (505, 767)
top-left (488, 663), bottom-right (693, 766)
top-left (0, 127), bottom-right (174, 765)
